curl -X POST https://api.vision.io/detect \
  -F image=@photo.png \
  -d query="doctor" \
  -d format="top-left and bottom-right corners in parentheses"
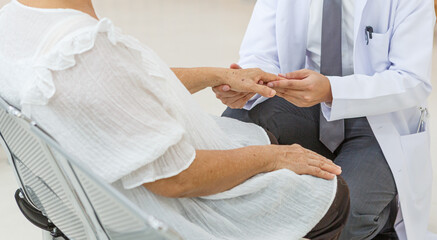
top-left (214, 0), bottom-right (435, 239)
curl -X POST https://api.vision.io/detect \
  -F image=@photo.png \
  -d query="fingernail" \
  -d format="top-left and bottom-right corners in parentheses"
top-left (223, 85), bottom-right (230, 91)
top-left (278, 73), bottom-right (285, 77)
top-left (270, 90), bottom-right (276, 96)
top-left (267, 83), bottom-right (274, 87)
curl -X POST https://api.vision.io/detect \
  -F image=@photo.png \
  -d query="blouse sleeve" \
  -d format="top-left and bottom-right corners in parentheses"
top-left (25, 19), bottom-right (196, 189)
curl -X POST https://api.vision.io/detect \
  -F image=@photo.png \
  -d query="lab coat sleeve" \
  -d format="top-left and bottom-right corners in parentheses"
top-left (325, 0), bottom-right (435, 121)
top-left (239, 0), bottom-right (280, 110)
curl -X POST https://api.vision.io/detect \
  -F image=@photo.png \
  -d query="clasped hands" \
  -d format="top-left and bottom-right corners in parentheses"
top-left (215, 64), bottom-right (333, 109)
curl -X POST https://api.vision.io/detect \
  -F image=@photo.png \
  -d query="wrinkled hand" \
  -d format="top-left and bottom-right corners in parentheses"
top-left (213, 85), bottom-right (256, 109)
top-left (213, 64), bottom-right (279, 109)
top-left (269, 144), bottom-right (341, 180)
top-left (267, 69), bottom-right (333, 107)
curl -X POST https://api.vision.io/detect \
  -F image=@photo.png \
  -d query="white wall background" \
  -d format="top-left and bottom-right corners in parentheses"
top-left (0, 0), bottom-right (435, 239)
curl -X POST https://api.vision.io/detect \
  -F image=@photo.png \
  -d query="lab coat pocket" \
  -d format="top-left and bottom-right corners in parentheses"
top-left (399, 129), bottom-right (432, 199)
top-left (367, 31), bottom-right (391, 72)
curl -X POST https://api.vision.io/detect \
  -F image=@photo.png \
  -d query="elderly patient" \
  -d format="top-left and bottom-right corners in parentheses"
top-left (0, 0), bottom-right (350, 239)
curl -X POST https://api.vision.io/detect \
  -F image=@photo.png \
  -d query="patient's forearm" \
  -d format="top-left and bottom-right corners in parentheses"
top-left (172, 67), bottom-right (278, 98)
top-left (171, 68), bottom-right (224, 94)
top-left (143, 146), bottom-right (272, 198)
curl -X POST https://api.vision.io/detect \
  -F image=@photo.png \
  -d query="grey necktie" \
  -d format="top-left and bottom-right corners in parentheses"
top-left (319, 0), bottom-right (345, 152)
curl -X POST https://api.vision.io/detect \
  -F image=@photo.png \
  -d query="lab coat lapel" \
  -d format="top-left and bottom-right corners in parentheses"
top-left (353, 0), bottom-right (369, 74)
top-left (354, 0), bottom-right (369, 43)
top-left (277, 0), bottom-right (310, 73)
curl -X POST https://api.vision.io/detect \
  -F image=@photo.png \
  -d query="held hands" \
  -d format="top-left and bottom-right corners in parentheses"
top-left (213, 64), bottom-right (281, 109)
top-left (213, 67), bottom-right (333, 109)
top-left (267, 144), bottom-right (341, 180)
top-left (267, 69), bottom-right (333, 107)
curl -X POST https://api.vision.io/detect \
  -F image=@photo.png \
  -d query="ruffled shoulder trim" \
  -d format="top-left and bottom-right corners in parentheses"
top-left (22, 17), bottom-right (166, 110)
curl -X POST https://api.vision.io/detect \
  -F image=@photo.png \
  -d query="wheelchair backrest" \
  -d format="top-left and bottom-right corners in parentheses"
top-left (0, 97), bottom-right (182, 240)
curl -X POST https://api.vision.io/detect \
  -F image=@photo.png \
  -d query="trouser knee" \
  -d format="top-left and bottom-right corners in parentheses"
top-left (335, 176), bottom-right (350, 226)
top-left (305, 176), bottom-right (350, 240)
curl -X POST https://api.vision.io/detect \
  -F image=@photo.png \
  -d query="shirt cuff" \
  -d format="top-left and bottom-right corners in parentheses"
top-left (243, 94), bottom-right (269, 110)
top-left (321, 102), bottom-right (333, 121)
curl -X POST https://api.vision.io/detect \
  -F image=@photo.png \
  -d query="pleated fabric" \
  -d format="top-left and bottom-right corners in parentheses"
top-left (0, 1), bottom-right (337, 239)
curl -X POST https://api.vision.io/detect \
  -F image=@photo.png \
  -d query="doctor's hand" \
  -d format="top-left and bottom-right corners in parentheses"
top-left (213, 64), bottom-right (275, 109)
top-left (267, 69), bottom-right (333, 107)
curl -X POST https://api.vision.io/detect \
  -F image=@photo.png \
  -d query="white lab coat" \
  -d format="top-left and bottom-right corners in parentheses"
top-left (239, 0), bottom-right (436, 239)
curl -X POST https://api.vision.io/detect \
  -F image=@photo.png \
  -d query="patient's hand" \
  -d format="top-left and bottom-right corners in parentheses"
top-left (213, 84), bottom-right (256, 109)
top-left (213, 64), bottom-right (279, 109)
top-left (267, 144), bottom-right (342, 180)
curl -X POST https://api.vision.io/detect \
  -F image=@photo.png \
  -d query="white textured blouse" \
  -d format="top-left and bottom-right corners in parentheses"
top-left (0, 1), bottom-right (336, 239)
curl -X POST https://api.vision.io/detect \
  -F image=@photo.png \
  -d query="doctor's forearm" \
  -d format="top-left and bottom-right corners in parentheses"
top-left (326, 72), bottom-right (431, 120)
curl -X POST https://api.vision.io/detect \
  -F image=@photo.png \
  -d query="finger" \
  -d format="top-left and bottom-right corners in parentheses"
top-left (220, 92), bottom-right (247, 100)
top-left (304, 148), bottom-right (341, 172)
top-left (213, 87), bottom-right (241, 99)
top-left (274, 89), bottom-right (310, 101)
top-left (274, 91), bottom-right (300, 104)
top-left (230, 63), bottom-right (242, 69)
top-left (274, 92), bottom-right (316, 108)
top-left (213, 88), bottom-right (239, 96)
top-left (304, 149), bottom-right (336, 164)
top-left (250, 84), bottom-right (276, 98)
top-left (213, 84), bottom-right (232, 93)
top-left (307, 158), bottom-right (342, 175)
top-left (267, 80), bottom-right (308, 90)
top-left (260, 72), bottom-right (285, 83)
top-left (235, 93), bottom-right (255, 106)
top-left (279, 69), bottom-right (311, 80)
top-left (227, 94), bottom-right (252, 109)
top-left (216, 92), bottom-right (242, 100)
top-left (212, 85), bottom-right (235, 95)
top-left (274, 90), bottom-right (303, 100)
top-left (212, 85), bottom-right (227, 92)
top-left (305, 166), bottom-right (336, 180)
top-left (228, 97), bottom-right (250, 109)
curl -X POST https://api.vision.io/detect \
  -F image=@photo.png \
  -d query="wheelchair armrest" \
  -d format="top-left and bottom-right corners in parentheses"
top-left (14, 189), bottom-right (67, 239)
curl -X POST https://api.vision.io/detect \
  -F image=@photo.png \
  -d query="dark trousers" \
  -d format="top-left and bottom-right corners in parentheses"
top-left (305, 176), bottom-right (350, 240)
top-left (223, 97), bottom-right (398, 240)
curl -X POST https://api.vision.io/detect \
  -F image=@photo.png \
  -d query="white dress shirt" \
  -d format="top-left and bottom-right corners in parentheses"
top-left (306, 0), bottom-right (355, 76)
top-left (244, 0), bottom-right (355, 110)
top-left (306, 0), bottom-right (355, 116)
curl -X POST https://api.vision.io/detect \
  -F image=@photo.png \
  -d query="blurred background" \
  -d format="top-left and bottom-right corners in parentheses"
top-left (0, 0), bottom-right (436, 239)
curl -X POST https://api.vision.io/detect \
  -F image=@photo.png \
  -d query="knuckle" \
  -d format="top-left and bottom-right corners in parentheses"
top-left (291, 144), bottom-right (301, 149)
